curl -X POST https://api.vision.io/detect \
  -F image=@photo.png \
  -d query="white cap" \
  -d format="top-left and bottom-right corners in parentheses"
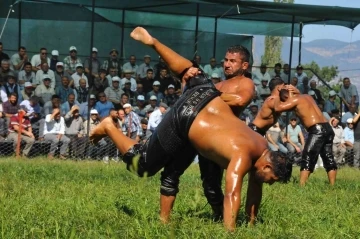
top-left (153, 81), bottom-right (161, 86)
top-left (51, 50), bottom-right (59, 56)
top-left (347, 118), bottom-right (353, 123)
top-left (24, 82), bottom-right (33, 88)
top-left (112, 76), bottom-right (120, 82)
top-left (137, 95), bottom-right (145, 101)
top-left (329, 90), bottom-right (337, 97)
top-left (211, 73), bottom-right (220, 78)
top-left (123, 68), bottom-right (133, 74)
top-left (42, 74), bottom-right (51, 80)
top-left (90, 109), bottom-right (98, 114)
top-left (90, 94), bottom-right (96, 99)
top-left (144, 55), bottom-right (151, 58)
top-left (124, 79), bottom-right (131, 84)
top-left (92, 47), bottom-right (98, 52)
top-left (56, 62), bottom-right (64, 67)
top-left (308, 90), bottom-right (315, 96)
top-left (123, 103), bottom-right (132, 108)
top-left (69, 46), bottom-right (77, 51)
top-left (150, 95), bottom-right (157, 100)
top-left (168, 84), bottom-right (175, 89)
top-left (75, 63), bottom-right (83, 68)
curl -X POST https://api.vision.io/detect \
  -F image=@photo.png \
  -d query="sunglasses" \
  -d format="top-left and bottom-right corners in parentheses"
top-left (70, 50), bottom-right (77, 53)
top-left (41, 52), bottom-right (47, 55)
top-left (99, 95), bottom-right (106, 98)
top-left (290, 119), bottom-right (297, 121)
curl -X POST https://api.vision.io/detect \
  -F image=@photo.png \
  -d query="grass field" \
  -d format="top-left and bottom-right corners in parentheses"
top-left (0, 158), bottom-right (359, 239)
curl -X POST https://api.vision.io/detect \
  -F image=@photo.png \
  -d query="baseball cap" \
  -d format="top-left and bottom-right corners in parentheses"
top-left (144, 55), bottom-right (151, 58)
top-left (75, 63), bottom-right (83, 68)
top-left (42, 74), bottom-right (51, 80)
top-left (51, 50), bottom-right (59, 56)
top-left (329, 90), bottom-right (337, 97)
top-left (137, 95), bottom-right (145, 101)
top-left (124, 79), bottom-right (131, 84)
top-left (153, 81), bottom-right (161, 86)
top-left (168, 84), bottom-right (175, 89)
top-left (112, 76), bottom-right (120, 82)
top-left (211, 73), bottom-right (220, 78)
top-left (90, 109), bottom-right (98, 114)
top-left (159, 102), bottom-right (169, 109)
top-left (24, 82), bottom-right (33, 88)
top-left (19, 105), bottom-right (28, 113)
top-left (56, 62), bottom-right (64, 67)
top-left (92, 47), bottom-right (98, 52)
top-left (123, 103), bottom-right (131, 108)
top-left (123, 69), bottom-right (133, 74)
top-left (69, 46), bottom-right (77, 51)
top-left (90, 94), bottom-right (96, 99)
top-left (150, 95), bottom-right (157, 101)
top-left (296, 65), bottom-right (303, 70)
top-left (347, 118), bottom-right (353, 124)
top-left (308, 90), bottom-right (315, 96)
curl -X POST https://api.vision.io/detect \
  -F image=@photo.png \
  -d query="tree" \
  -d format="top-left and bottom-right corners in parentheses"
top-left (302, 61), bottom-right (338, 82)
top-left (261, 0), bottom-right (294, 67)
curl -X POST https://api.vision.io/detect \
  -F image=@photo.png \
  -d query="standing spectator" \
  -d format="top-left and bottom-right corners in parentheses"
top-left (55, 76), bottom-right (75, 104)
top-left (74, 79), bottom-right (89, 104)
top-left (324, 90), bottom-right (338, 116)
top-left (104, 76), bottom-right (124, 109)
top-left (148, 102), bottom-right (168, 132)
top-left (34, 75), bottom-right (55, 106)
top-left (84, 47), bottom-right (101, 80)
top-left (64, 105), bottom-right (87, 158)
top-left (121, 69), bottom-right (137, 92)
top-left (102, 49), bottom-right (121, 75)
top-left (30, 48), bottom-right (50, 72)
top-left (343, 118), bottom-right (354, 165)
top-left (252, 64), bottom-right (271, 83)
top-left (298, 77), bottom-right (310, 94)
top-left (341, 104), bottom-right (356, 125)
top-left (49, 50), bottom-right (59, 71)
top-left (18, 62), bottom-right (35, 90)
top-left (7, 106), bottom-right (35, 157)
top-left (61, 93), bottom-right (80, 115)
top-left (95, 92), bottom-right (114, 118)
top-left (35, 62), bottom-right (55, 89)
top-left (266, 122), bottom-right (288, 154)
top-left (137, 55), bottom-right (153, 79)
top-left (79, 94), bottom-right (96, 119)
top-left (203, 57), bottom-right (221, 78)
top-left (63, 46), bottom-right (82, 75)
top-left (139, 69), bottom-right (154, 94)
top-left (0, 59), bottom-right (15, 84)
top-left (286, 117), bottom-right (305, 154)
top-left (44, 108), bottom-right (70, 159)
top-left (133, 95), bottom-right (147, 118)
top-left (71, 63), bottom-right (88, 88)
top-left (1, 93), bottom-right (20, 136)
top-left (54, 62), bottom-right (72, 88)
top-left (122, 80), bottom-right (136, 106)
top-left (21, 82), bottom-right (35, 101)
top-left (351, 111), bottom-right (360, 168)
top-left (309, 80), bottom-right (324, 105)
top-left (92, 68), bottom-right (109, 96)
top-left (339, 77), bottom-right (359, 112)
top-left (164, 84), bottom-right (179, 107)
top-left (330, 117), bottom-right (346, 164)
top-left (269, 63), bottom-right (282, 79)
top-left (1, 74), bottom-right (22, 103)
top-left (294, 65), bottom-right (308, 87)
top-left (146, 81), bottom-right (164, 106)
top-left (123, 103), bottom-right (142, 141)
top-left (122, 55), bottom-right (138, 78)
top-left (10, 46), bottom-right (28, 73)
top-left (0, 42), bottom-right (10, 63)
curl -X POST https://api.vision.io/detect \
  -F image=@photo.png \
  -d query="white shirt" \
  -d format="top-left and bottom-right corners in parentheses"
top-left (252, 70), bottom-right (271, 83)
top-left (30, 54), bottom-right (51, 69)
top-left (0, 90), bottom-right (8, 103)
top-left (20, 99), bottom-right (41, 119)
top-left (148, 109), bottom-right (163, 131)
top-left (295, 72), bottom-right (308, 86)
top-left (71, 73), bottom-right (89, 88)
top-left (120, 77), bottom-right (137, 92)
top-left (203, 64), bottom-right (222, 77)
top-left (44, 114), bottom-right (65, 135)
top-left (35, 69), bottom-right (56, 88)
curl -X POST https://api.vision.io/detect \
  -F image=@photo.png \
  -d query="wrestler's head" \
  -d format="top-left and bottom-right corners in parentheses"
top-left (223, 45), bottom-right (250, 79)
top-left (279, 89), bottom-right (289, 102)
top-left (269, 78), bottom-right (284, 93)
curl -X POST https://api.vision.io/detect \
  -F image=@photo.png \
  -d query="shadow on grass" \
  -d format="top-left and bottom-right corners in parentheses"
top-left (115, 201), bottom-right (135, 216)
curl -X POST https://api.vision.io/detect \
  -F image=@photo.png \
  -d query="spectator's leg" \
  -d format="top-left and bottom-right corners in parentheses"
top-left (38, 119), bottom-right (45, 139)
top-left (44, 134), bottom-right (59, 156)
top-left (353, 141), bottom-right (360, 168)
top-left (22, 135), bottom-right (35, 157)
top-left (277, 142), bottom-right (288, 154)
top-left (268, 143), bottom-right (278, 152)
top-left (59, 135), bottom-right (71, 156)
top-left (0, 118), bottom-right (6, 137)
top-left (286, 144), bottom-right (296, 153)
top-left (7, 132), bottom-right (17, 154)
top-left (339, 146), bottom-right (346, 165)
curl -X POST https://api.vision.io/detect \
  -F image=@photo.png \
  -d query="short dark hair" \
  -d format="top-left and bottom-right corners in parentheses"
top-left (141, 118), bottom-right (148, 125)
top-left (270, 151), bottom-right (292, 183)
top-left (40, 47), bottom-right (47, 52)
top-left (18, 46), bottom-right (26, 51)
top-left (146, 69), bottom-right (154, 73)
top-left (109, 108), bottom-right (117, 113)
top-left (275, 63), bottom-right (282, 68)
top-left (121, 93), bottom-right (128, 99)
top-left (331, 109), bottom-right (340, 114)
top-left (226, 45), bottom-right (250, 63)
top-left (269, 78), bottom-right (284, 91)
top-left (0, 42), bottom-right (2, 46)
top-left (9, 92), bottom-right (18, 98)
top-left (24, 62), bottom-right (32, 67)
top-left (51, 94), bottom-right (60, 99)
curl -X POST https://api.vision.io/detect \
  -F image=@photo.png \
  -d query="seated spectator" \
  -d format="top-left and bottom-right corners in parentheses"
top-left (309, 80), bottom-right (324, 105)
top-left (144, 95), bottom-right (158, 112)
top-left (330, 117), bottom-right (346, 164)
top-left (203, 57), bottom-right (222, 78)
top-left (71, 63), bottom-right (88, 88)
top-left (117, 109), bottom-right (127, 135)
top-left (35, 62), bottom-right (55, 89)
top-left (49, 50), bottom-right (59, 71)
top-left (79, 94), bottom-right (96, 119)
top-left (10, 46), bottom-right (28, 75)
top-left (280, 63), bottom-right (295, 81)
top-left (18, 62), bottom-right (35, 90)
top-left (211, 73), bottom-right (221, 85)
top-left (134, 83), bottom-right (145, 102)
top-left (20, 95), bottom-right (41, 124)
top-left (7, 106), bottom-right (35, 157)
top-left (298, 76), bottom-right (309, 94)
top-left (122, 80), bottom-right (136, 106)
top-left (342, 104), bottom-right (356, 125)
top-left (21, 82), bottom-right (35, 101)
top-left (44, 108), bottom-right (70, 159)
top-left (102, 49), bottom-right (121, 76)
top-left (257, 79), bottom-right (271, 104)
top-left (74, 78), bottom-right (89, 104)
top-left (266, 122), bottom-right (288, 154)
top-left (155, 68), bottom-right (177, 95)
top-left (148, 102), bottom-right (168, 132)
top-left (92, 68), bottom-right (109, 96)
top-left (95, 92), bottom-right (114, 118)
top-left (269, 63), bottom-right (282, 79)
top-left (0, 59), bottom-right (15, 84)
top-left (137, 55), bottom-right (153, 79)
top-left (64, 105), bottom-right (87, 158)
top-left (164, 84), bottom-right (179, 107)
top-left (104, 76), bottom-right (124, 109)
top-left (324, 90), bottom-right (338, 116)
top-left (0, 93), bottom-right (19, 137)
top-left (153, 57), bottom-right (169, 79)
top-left (35, 75), bottom-right (55, 106)
top-left (146, 81), bottom-right (164, 106)
top-left (123, 103), bottom-right (142, 140)
top-left (318, 103), bottom-right (331, 121)
top-left (43, 94), bottom-right (61, 117)
top-left (1, 74), bottom-right (22, 103)
top-left (339, 77), bottom-right (359, 112)
top-left (294, 65), bottom-right (307, 87)
top-left (331, 109), bottom-right (340, 119)
top-left (252, 64), bottom-right (271, 83)
top-left (55, 76), bottom-right (75, 104)
top-left (121, 69), bottom-right (137, 92)
top-left (84, 47), bottom-right (100, 79)
top-left (30, 47), bottom-right (50, 72)
top-left (139, 118), bottom-right (151, 143)
top-left (133, 95), bottom-right (146, 118)
top-left (54, 62), bottom-right (72, 88)
top-left (119, 93), bottom-right (130, 109)
top-left (290, 77), bottom-right (298, 88)
top-left (106, 66), bottom-right (118, 86)
top-left (344, 118), bottom-right (354, 149)
top-left (61, 93), bottom-right (80, 115)
top-left (122, 55), bottom-right (138, 78)
top-left (286, 117), bottom-right (305, 154)
top-left (139, 69), bottom-right (154, 94)
top-left (246, 104), bottom-right (259, 123)
top-left (64, 46), bottom-right (82, 75)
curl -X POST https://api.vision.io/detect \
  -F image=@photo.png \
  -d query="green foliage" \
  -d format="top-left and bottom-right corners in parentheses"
top-left (302, 61), bottom-right (339, 82)
top-left (0, 158), bottom-right (360, 238)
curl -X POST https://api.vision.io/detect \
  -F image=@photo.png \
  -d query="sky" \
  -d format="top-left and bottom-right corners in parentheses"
top-left (265, 0), bottom-right (360, 43)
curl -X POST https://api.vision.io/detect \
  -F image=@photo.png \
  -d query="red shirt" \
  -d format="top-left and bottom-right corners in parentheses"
top-left (8, 115), bottom-right (31, 133)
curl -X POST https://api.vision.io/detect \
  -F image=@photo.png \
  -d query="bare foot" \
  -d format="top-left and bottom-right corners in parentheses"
top-left (89, 117), bottom-right (117, 144)
top-left (130, 27), bottom-right (155, 46)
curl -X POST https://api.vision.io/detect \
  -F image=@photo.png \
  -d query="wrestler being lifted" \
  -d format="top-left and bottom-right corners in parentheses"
top-left (90, 27), bottom-right (291, 231)
top-left (274, 88), bottom-right (337, 186)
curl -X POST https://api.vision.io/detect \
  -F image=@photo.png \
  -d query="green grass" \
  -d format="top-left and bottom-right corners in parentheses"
top-left (0, 158), bottom-right (359, 239)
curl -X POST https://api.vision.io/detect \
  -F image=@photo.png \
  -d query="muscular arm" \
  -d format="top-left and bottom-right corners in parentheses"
top-left (218, 81), bottom-right (254, 108)
top-left (245, 170), bottom-right (263, 225)
top-left (274, 96), bottom-right (298, 113)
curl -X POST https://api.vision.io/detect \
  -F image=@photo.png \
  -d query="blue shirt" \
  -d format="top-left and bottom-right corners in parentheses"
top-left (287, 124), bottom-right (301, 143)
top-left (61, 101), bottom-right (80, 115)
top-left (146, 91), bottom-right (164, 106)
top-left (343, 127), bottom-right (354, 144)
top-left (79, 102), bottom-right (95, 119)
top-left (324, 100), bottom-right (337, 114)
top-left (95, 101), bottom-right (114, 118)
top-left (55, 86), bottom-right (75, 104)
top-left (341, 112), bottom-right (355, 124)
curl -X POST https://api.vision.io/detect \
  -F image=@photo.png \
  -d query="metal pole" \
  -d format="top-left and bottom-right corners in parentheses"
top-left (87, 0), bottom-right (95, 138)
top-left (120, 9), bottom-right (126, 60)
top-left (18, 1), bottom-right (22, 48)
top-left (194, 3), bottom-right (200, 54)
top-left (213, 17), bottom-right (218, 58)
top-left (298, 22), bottom-right (303, 65)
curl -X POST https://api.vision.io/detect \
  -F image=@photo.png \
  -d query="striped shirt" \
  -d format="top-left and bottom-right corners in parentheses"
top-left (124, 111), bottom-right (142, 136)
